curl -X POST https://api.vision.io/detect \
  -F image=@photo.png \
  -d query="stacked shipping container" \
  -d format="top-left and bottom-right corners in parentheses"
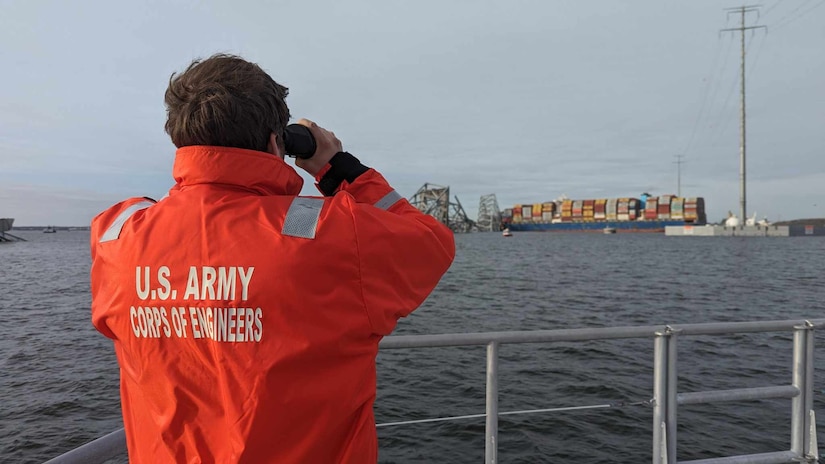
top-left (582, 199), bottom-right (595, 222)
top-left (541, 202), bottom-right (555, 221)
top-left (684, 198), bottom-right (705, 223)
top-left (513, 204), bottom-right (522, 223)
top-left (509, 196), bottom-right (705, 224)
top-left (644, 197), bottom-right (658, 220)
top-left (561, 200), bottom-right (573, 222)
top-left (594, 199), bottom-right (607, 220)
top-left (657, 195), bottom-right (673, 220)
top-left (606, 199), bottom-right (618, 220)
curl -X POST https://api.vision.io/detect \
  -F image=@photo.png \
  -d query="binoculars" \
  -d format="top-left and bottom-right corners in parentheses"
top-left (283, 124), bottom-right (317, 159)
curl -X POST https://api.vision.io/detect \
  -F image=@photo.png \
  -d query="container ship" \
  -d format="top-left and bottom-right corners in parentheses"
top-left (502, 194), bottom-right (706, 232)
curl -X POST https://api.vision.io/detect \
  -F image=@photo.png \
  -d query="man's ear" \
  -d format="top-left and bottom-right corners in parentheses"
top-left (266, 132), bottom-right (284, 159)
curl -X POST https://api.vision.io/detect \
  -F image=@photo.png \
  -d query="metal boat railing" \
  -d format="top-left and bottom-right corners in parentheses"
top-left (45, 319), bottom-right (823, 464)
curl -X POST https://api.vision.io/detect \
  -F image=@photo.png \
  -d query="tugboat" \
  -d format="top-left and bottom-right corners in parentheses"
top-left (43, 225), bottom-right (56, 233)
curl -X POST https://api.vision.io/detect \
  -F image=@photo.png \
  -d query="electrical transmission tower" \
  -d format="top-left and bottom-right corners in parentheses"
top-left (476, 194), bottom-right (502, 231)
top-left (721, 5), bottom-right (766, 222)
top-left (408, 183), bottom-right (475, 233)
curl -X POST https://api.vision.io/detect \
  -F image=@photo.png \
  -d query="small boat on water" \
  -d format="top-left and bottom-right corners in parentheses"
top-left (43, 226), bottom-right (57, 233)
top-left (502, 228), bottom-right (512, 237)
top-left (603, 227), bottom-right (616, 234)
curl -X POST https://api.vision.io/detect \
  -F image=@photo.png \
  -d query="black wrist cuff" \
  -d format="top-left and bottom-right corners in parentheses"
top-left (318, 152), bottom-right (369, 196)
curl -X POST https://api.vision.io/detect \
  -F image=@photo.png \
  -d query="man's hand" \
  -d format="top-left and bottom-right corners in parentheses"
top-left (294, 118), bottom-right (342, 177)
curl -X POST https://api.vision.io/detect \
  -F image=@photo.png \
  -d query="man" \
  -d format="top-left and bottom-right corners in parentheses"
top-left (90, 54), bottom-right (455, 463)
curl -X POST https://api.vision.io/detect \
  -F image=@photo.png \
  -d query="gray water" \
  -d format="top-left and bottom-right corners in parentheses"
top-left (1, 230), bottom-right (822, 463)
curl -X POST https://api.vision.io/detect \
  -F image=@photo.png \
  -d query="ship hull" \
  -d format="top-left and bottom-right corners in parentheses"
top-left (507, 220), bottom-right (698, 233)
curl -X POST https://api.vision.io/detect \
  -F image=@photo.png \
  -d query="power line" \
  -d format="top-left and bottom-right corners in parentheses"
top-left (674, 155), bottom-right (686, 197)
top-left (773, 0), bottom-right (825, 30)
top-left (682, 35), bottom-right (727, 157)
top-left (708, 33), bottom-right (769, 145)
top-left (745, 31), bottom-right (768, 77)
top-left (763, 0), bottom-right (785, 16)
top-left (689, 34), bottom-right (735, 153)
top-left (711, 32), bottom-right (760, 145)
top-left (773, 0), bottom-right (819, 25)
top-left (701, 36), bottom-right (735, 145)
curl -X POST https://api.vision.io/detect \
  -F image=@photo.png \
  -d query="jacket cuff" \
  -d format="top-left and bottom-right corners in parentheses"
top-left (317, 152), bottom-right (369, 196)
top-left (313, 163), bottom-right (332, 181)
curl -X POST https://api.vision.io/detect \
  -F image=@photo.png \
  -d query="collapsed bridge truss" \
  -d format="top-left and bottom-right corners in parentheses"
top-left (408, 183), bottom-right (474, 233)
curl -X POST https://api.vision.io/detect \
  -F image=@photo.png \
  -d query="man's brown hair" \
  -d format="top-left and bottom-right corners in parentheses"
top-left (164, 54), bottom-right (290, 152)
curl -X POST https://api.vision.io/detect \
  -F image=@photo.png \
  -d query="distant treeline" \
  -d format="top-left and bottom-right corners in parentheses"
top-left (772, 218), bottom-right (825, 227)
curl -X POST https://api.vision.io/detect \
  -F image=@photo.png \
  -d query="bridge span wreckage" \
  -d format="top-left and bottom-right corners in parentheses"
top-left (407, 184), bottom-right (501, 233)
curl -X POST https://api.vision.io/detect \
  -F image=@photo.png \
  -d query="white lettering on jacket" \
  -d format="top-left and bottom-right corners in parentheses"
top-left (128, 266), bottom-right (263, 343)
top-left (183, 266), bottom-right (254, 301)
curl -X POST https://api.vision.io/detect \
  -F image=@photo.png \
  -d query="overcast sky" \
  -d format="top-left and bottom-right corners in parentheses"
top-left (1, 0), bottom-right (823, 226)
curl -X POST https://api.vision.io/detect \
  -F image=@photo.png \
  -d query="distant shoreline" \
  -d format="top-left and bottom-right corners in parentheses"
top-left (11, 219), bottom-right (825, 231)
top-left (11, 226), bottom-right (91, 231)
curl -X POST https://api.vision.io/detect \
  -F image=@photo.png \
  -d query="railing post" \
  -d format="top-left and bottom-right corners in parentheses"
top-left (653, 326), bottom-right (679, 464)
top-left (803, 322), bottom-right (814, 459)
top-left (486, 341), bottom-right (499, 464)
top-left (791, 321), bottom-right (816, 458)
top-left (666, 328), bottom-right (679, 464)
top-left (653, 330), bottom-right (668, 464)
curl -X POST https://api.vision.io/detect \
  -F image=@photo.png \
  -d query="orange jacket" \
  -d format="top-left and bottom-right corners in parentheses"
top-left (90, 146), bottom-right (455, 463)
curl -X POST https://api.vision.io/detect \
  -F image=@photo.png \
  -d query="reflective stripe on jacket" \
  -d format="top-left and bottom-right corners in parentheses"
top-left (90, 145), bottom-right (455, 463)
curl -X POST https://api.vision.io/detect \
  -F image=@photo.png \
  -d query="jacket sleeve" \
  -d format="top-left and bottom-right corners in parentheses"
top-left (337, 169), bottom-right (455, 335)
top-left (89, 197), bottom-right (156, 340)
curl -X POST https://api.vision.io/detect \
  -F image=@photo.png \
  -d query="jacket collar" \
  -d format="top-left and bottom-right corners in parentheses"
top-left (171, 146), bottom-right (304, 196)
